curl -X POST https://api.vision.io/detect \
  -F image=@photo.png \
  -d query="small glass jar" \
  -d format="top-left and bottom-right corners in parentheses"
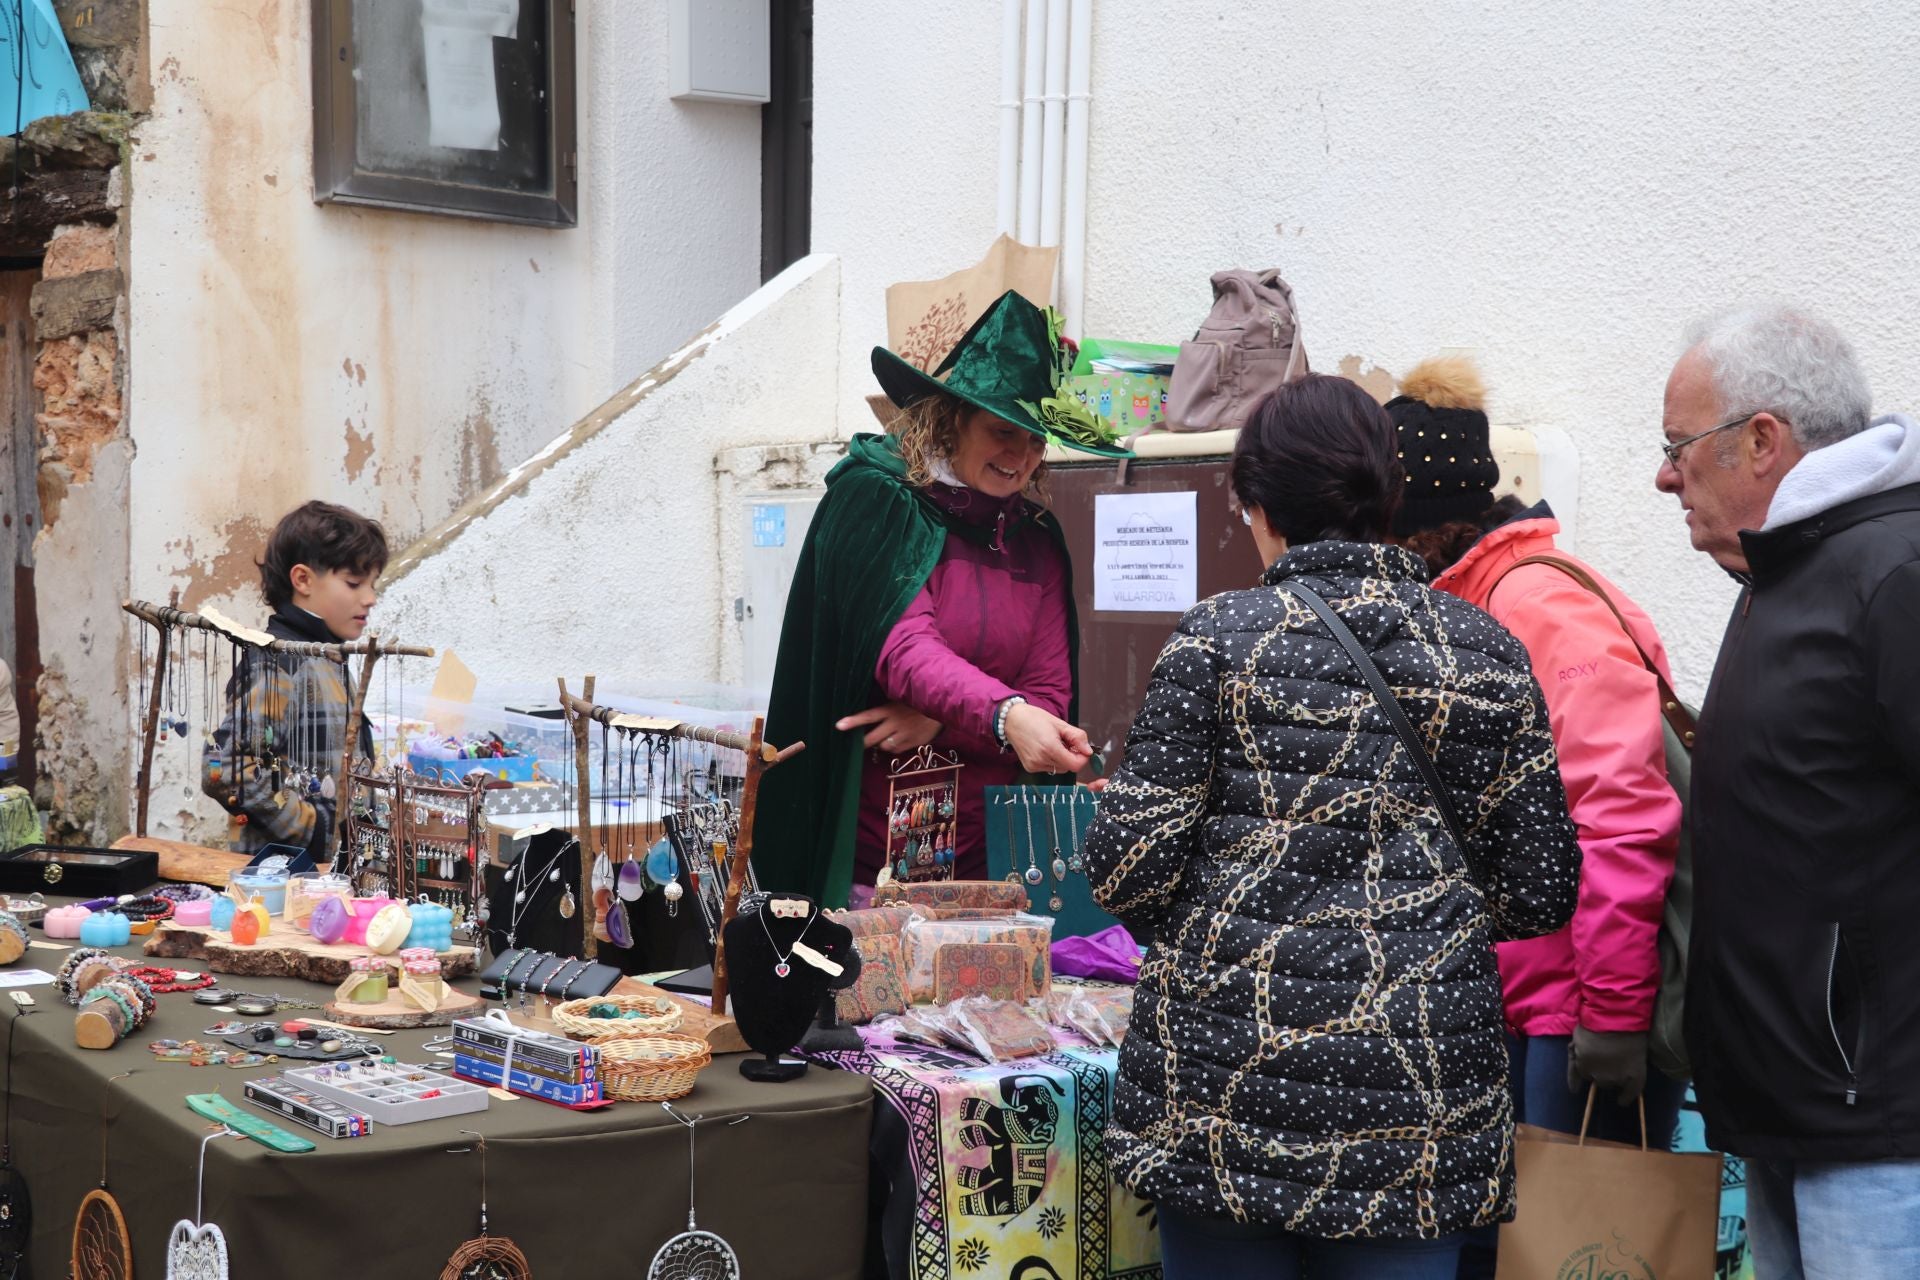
top-left (342, 955), bottom-right (388, 1004)
top-left (284, 873), bottom-right (351, 932)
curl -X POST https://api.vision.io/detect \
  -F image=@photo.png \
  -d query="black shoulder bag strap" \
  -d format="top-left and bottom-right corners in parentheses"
top-left (1279, 580), bottom-right (1491, 891)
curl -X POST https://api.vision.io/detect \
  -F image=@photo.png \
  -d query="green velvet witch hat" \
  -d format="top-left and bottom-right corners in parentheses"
top-left (871, 290), bottom-right (1132, 459)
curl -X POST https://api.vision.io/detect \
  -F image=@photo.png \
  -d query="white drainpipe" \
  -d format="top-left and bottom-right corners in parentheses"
top-left (996, 0), bottom-right (1023, 235)
top-left (1002, 0), bottom-right (1093, 335)
top-left (1038, 0), bottom-right (1070, 249)
top-left (1016, 0), bottom-right (1048, 243)
top-left (1060, 0), bottom-right (1092, 338)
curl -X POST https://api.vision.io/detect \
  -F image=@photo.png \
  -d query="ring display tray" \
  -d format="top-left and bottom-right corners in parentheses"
top-left (282, 1060), bottom-right (489, 1125)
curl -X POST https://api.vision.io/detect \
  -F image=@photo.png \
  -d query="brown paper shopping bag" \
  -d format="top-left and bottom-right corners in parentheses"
top-left (867, 235), bottom-right (1059, 426)
top-left (1496, 1106), bottom-right (1722, 1280)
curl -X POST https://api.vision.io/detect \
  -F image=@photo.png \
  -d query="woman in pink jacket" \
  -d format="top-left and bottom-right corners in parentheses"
top-left (1388, 357), bottom-right (1685, 1156)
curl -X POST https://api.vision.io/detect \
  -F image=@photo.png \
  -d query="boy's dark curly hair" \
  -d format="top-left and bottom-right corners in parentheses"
top-left (258, 501), bottom-right (389, 609)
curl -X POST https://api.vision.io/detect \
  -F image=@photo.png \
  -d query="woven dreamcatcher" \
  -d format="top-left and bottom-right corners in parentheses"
top-left (647, 1105), bottom-right (744, 1280)
top-left (440, 1132), bottom-right (531, 1280)
top-left (72, 1076), bottom-right (132, 1280)
top-left (165, 1127), bottom-right (235, 1279)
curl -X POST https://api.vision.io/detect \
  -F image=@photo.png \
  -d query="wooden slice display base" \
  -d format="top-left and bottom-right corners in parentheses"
top-left (323, 985), bottom-right (483, 1029)
top-left (145, 918), bottom-right (478, 985)
top-left (509, 977), bottom-right (746, 1055)
top-left (75, 1006), bottom-right (131, 1050)
top-left (109, 834), bottom-right (249, 888)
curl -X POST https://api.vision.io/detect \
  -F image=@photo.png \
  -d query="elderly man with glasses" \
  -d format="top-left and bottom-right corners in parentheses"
top-left (1656, 304), bottom-right (1920, 1280)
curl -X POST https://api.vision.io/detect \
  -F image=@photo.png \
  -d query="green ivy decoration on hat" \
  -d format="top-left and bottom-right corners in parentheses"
top-left (872, 290), bottom-right (1131, 459)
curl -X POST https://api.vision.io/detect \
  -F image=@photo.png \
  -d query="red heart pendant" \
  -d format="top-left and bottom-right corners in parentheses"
top-left (774, 962), bottom-right (790, 978)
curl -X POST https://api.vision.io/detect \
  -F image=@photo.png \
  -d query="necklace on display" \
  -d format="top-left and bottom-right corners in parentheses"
top-left (501, 838), bottom-right (579, 949)
top-left (757, 903), bottom-right (816, 979)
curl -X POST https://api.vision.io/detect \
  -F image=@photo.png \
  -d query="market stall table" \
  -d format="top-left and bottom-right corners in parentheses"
top-left (1, 926), bottom-right (872, 1277)
top-left (814, 1027), bottom-right (1162, 1280)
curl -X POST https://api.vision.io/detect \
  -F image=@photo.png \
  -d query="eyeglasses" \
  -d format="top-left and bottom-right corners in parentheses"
top-left (1660, 413), bottom-right (1754, 466)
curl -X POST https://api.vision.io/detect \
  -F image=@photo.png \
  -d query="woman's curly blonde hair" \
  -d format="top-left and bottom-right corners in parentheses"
top-left (889, 391), bottom-right (1049, 498)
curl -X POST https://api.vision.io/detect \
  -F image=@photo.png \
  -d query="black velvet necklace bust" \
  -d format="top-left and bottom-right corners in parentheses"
top-left (722, 893), bottom-right (858, 1082)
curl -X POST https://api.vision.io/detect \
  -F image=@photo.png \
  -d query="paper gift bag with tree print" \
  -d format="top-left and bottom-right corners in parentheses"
top-left (868, 235), bottom-right (1058, 426)
top-left (1497, 1111), bottom-right (1722, 1280)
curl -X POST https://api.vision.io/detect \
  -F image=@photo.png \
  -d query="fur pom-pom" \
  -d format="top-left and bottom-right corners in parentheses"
top-left (1396, 355), bottom-right (1486, 412)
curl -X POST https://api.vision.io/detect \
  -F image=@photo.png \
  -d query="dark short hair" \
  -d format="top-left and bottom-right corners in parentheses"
top-left (1231, 374), bottom-right (1405, 546)
top-left (258, 501), bottom-right (389, 609)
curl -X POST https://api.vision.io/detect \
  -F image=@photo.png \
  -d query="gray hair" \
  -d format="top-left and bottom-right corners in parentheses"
top-left (1685, 304), bottom-right (1873, 451)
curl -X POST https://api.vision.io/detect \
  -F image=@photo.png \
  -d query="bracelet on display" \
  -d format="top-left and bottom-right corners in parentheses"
top-left (116, 895), bottom-right (175, 924)
top-left (124, 965), bottom-right (216, 994)
top-left (992, 695), bottom-right (1028, 749)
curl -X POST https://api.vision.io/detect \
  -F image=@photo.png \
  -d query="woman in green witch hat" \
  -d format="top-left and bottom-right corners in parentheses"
top-left (752, 289), bottom-right (1130, 908)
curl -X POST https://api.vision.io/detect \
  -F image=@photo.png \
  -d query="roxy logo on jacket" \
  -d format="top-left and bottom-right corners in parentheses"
top-left (1556, 660), bottom-right (1601, 682)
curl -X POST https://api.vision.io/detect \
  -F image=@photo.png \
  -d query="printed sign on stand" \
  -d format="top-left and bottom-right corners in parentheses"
top-left (1093, 491), bottom-right (1198, 613)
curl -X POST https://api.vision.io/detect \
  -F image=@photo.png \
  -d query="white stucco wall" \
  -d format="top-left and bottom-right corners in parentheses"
top-left (123, 0), bottom-right (761, 838)
top-left (813, 0), bottom-right (1920, 699)
top-left (127, 0), bottom-right (760, 612)
top-left (374, 254), bottom-right (841, 692)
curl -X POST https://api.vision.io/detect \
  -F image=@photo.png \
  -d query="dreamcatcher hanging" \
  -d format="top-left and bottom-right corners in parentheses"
top-left (72, 1074), bottom-right (132, 1280)
top-left (647, 1105), bottom-right (746, 1280)
top-left (164, 1127), bottom-right (237, 1280)
top-left (439, 1132), bottom-right (531, 1280)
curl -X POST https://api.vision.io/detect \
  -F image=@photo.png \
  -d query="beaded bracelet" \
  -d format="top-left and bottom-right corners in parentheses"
top-left (116, 895), bottom-right (175, 924)
top-left (125, 964), bottom-right (215, 994)
top-left (153, 883), bottom-right (215, 905)
top-left (992, 695), bottom-right (1028, 749)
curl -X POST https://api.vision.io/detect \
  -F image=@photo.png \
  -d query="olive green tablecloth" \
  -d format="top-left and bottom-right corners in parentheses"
top-left (2, 929), bottom-right (871, 1277)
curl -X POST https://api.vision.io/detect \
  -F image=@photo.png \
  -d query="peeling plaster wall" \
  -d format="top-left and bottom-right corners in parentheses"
top-left (117, 1), bottom-right (761, 839)
top-left (812, 1), bottom-right (1920, 700)
top-left (376, 256), bottom-right (840, 694)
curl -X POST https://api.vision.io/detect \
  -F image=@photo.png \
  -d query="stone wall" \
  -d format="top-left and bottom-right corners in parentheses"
top-left (22, 6), bottom-right (139, 841)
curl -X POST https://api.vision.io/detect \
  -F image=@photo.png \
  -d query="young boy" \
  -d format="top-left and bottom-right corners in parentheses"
top-left (202, 501), bottom-right (388, 866)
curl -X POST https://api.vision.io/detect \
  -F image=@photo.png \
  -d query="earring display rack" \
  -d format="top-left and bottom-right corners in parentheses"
top-left (556, 679), bottom-right (803, 1016)
top-left (342, 767), bottom-right (487, 932)
top-left (883, 746), bottom-right (963, 884)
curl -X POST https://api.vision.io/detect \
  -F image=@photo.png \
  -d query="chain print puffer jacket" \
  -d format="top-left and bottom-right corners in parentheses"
top-left (1086, 540), bottom-right (1581, 1239)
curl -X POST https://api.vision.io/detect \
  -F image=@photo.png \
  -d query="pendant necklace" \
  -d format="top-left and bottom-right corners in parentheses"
top-left (1020, 789), bottom-right (1044, 886)
top-left (758, 903), bottom-right (815, 979)
top-left (1043, 790), bottom-right (1067, 913)
top-left (997, 794), bottom-right (1022, 887)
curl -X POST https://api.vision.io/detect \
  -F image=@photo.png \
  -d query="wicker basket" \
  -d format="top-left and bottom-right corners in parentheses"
top-left (598, 1033), bottom-right (711, 1102)
top-left (551, 993), bottom-right (683, 1042)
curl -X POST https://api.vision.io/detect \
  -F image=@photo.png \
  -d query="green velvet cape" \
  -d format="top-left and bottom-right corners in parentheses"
top-left (751, 433), bottom-right (1078, 907)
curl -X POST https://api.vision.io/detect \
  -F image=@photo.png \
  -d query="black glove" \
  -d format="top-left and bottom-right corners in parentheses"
top-left (1568, 1026), bottom-right (1648, 1105)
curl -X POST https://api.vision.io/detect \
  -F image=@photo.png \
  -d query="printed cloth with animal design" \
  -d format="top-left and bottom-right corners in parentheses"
top-left (810, 1021), bottom-right (1161, 1280)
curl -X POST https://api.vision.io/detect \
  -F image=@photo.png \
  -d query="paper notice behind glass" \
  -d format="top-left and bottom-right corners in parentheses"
top-left (422, 0), bottom-right (520, 151)
top-left (1094, 491), bottom-right (1199, 613)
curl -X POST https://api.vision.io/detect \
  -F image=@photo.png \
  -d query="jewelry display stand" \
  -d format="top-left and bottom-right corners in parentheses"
top-left (554, 682), bottom-right (803, 1022)
top-left (118, 597), bottom-right (435, 879)
top-left (883, 745), bottom-right (963, 884)
top-left (720, 894), bottom-right (857, 1083)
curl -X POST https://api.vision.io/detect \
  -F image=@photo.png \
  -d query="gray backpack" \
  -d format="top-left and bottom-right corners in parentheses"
top-left (1165, 268), bottom-right (1309, 433)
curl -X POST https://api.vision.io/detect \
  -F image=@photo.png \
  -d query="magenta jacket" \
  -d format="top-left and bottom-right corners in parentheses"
top-left (1433, 506), bottom-right (1682, 1035)
top-left (851, 483), bottom-right (1074, 886)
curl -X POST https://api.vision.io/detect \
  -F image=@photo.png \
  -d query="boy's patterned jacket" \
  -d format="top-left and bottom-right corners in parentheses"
top-left (201, 604), bottom-right (373, 864)
top-left (1086, 540), bottom-right (1581, 1238)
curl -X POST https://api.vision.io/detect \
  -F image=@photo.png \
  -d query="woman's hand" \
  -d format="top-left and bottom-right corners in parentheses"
top-left (1002, 701), bottom-right (1093, 774)
top-left (837, 702), bottom-right (943, 754)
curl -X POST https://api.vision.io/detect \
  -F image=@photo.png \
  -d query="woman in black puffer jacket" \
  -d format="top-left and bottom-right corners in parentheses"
top-left (1086, 374), bottom-right (1581, 1280)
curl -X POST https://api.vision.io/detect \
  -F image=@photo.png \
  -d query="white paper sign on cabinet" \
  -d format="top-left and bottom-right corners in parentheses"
top-left (1093, 491), bottom-right (1198, 613)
